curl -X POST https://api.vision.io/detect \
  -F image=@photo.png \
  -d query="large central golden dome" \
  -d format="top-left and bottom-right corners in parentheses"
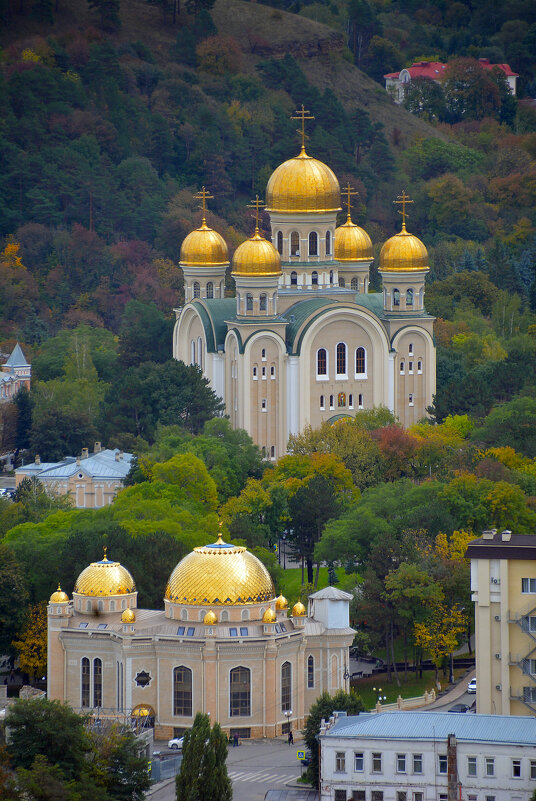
top-left (165, 536), bottom-right (275, 605)
top-left (379, 224), bottom-right (429, 272)
top-left (266, 148), bottom-right (341, 214)
top-left (180, 221), bottom-right (229, 267)
top-left (74, 552), bottom-right (136, 597)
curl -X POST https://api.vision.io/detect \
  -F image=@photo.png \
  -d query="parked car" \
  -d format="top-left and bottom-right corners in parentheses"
top-left (467, 678), bottom-right (477, 694)
top-left (168, 736), bottom-right (185, 751)
top-left (448, 703), bottom-right (469, 713)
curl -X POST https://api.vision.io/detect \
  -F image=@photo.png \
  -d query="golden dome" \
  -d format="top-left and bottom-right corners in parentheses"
top-left (232, 230), bottom-right (282, 277)
top-left (121, 608), bottom-right (136, 623)
top-left (180, 220), bottom-right (229, 267)
top-left (335, 214), bottom-right (373, 262)
top-left (204, 610), bottom-right (218, 625)
top-left (262, 607), bottom-right (277, 623)
top-left (292, 601), bottom-right (306, 616)
top-left (49, 585), bottom-right (69, 603)
top-left (266, 148), bottom-right (341, 214)
top-left (74, 550), bottom-right (136, 597)
top-left (379, 223), bottom-right (429, 272)
top-left (275, 594), bottom-right (288, 610)
top-left (165, 536), bottom-right (275, 606)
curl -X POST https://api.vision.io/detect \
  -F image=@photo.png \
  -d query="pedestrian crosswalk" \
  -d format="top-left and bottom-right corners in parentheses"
top-left (229, 770), bottom-right (298, 784)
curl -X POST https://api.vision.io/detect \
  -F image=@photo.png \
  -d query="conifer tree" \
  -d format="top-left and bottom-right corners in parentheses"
top-left (176, 713), bottom-right (231, 801)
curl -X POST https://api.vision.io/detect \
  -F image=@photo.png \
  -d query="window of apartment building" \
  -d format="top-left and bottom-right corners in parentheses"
top-left (468, 796), bottom-right (477, 801)
top-left (413, 793), bottom-right (423, 801)
top-left (485, 796), bottom-right (495, 801)
top-left (531, 760), bottom-right (536, 779)
top-left (372, 753), bottom-right (382, 773)
top-left (413, 754), bottom-right (423, 773)
top-left (524, 686), bottom-right (536, 702)
top-left (371, 793), bottom-right (383, 801)
top-left (439, 795), bottom-right (448, 801)
top-left (397, 793), bottom-right (406, 801)
top-left (396, 754), bottom-right (406, 773)
top-left (335, 753), bottom-right (346, 772)
top-left (485, 758), bottom-right (495, 777)
top-left (522, 578), bottom-right (536, 593)
top-left (438, 755), bottom-right (447, 774)
top-left (512, 759), bottom-right (522, 778)
top-left (467, 756), bottom-right (477, 777)
top-left (352, 792), bottom-right (365, 801)
top-left (354, 753), bottom-right (364, 772)
top-left (334, 791), bottom-right (346, 801)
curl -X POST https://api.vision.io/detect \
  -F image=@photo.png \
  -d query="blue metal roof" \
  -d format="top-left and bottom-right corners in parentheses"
top-left (324, 712), bottom-right (536, 746)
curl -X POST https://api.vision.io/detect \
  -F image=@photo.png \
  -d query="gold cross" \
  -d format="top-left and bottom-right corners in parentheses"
top-left (291, 105), bottom-right (315, 153)
top-left (103, 545), bottom-right (108, 561)
top-left (193, 186), bottom-right (214, 225)
top-left (247, 195), bottom-right (265, 235)
top-left (394, 190), bottom-right (413, 230)
top-left (342, 183), bottom-right (359, 223)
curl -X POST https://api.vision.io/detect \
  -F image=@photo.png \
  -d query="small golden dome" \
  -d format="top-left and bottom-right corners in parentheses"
top-left (74, 550), bottom-right (136, 597)
top-left (292, 601), bottom-right (306, 616)
top-left (232, 230), bottom-right (282, 277)
top-left (180, 220), bottom-right (229, 267)
top-left (379, 224), bottom-right (429, 273)
top-left (275, 594), bottom-right (288, 610)
top-left (49, 585), bottom-right (69, 603)
top-left (266, 148), bottom-right (341, 214)
top-left (335, 214), bottom-right (373, 262)
top-left (165, 536), bottom-right (275, 606)
top-left (204, 610), bottom-right (218, 625)
top-left (262, 607), bottom-right (277, 623)
top-left (121, 608), bottom-right (136, 623)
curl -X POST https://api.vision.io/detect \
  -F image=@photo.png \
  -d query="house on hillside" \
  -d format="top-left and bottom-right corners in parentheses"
top-left (385, 58), bottom-right (518, 104)
top-left (0, 343), bottom-right (31, 403)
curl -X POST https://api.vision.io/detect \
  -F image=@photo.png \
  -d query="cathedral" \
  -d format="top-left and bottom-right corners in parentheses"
top-left (47, 538), bottom-right (354, 739)
top-left (173, 108), bottom-right (436, 457)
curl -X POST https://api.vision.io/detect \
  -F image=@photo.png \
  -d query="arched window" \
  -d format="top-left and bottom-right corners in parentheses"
top-left (351, 277), bottom-right (358, 291)
top-left (86, 600), bottom-right (92, 612)
top-left (338, 392), bottom-right (346, 407)
top-left (110, 600), bottom-right (115, 612)
top-left (190, 340), bottom-right (195, 365)
top-left (193, 281), bottom-right (200, 298)
top-left (221, 610), bottom-right (229, 622)
top-left (206, 281), bottom-right (214, 298)
top-left (290, 232), bottom-right (300, 256)
top-left (326, 231), bottom-right (331, 256)
top-left (197, 336), bottom-right (203, 369)
top-left (98, 600), bottom-right (104, 612)
top-left (309, 232), bottom-right (318, 256)
top-left (329, 270), bottom-right (334, 285)
top-left (317, 348), bottom-right (327, 377)
top-left (400, 360), bottom-right (405, 374)
top-left (355, 347), bottom-right (366, 375)
top-left (121, 599), bottom-right (126, 610)
top-left (230, 667), bottom-right (250, 717)
top-left (181, 608), bottom-right (188, 621)
top-left (281, 661), bottom-right (291, 712)
top-left (93, 658), bottom-right (102, 707)
top-left (81, 658), bottom-right (90, 707)
top-left (277, 231), bottom-right (283, 254)
top-left (336, 342), bottom-right (347, 376)
top-left (393, 288), bottom-right (400, 307)
top-left (290, 271), bottom-right (298, 286)
top-left (307, 655), bottom-right (314, 689)
top-left (246, 293), bottom-right (253, 311)
top-left (241, 609), bottom-right (250, 621)
top-left (406, 288), bottom-right (414, 306)
top-left (329, 394), bottom-right (334, 409)
top-left (320, 395), bottom-right (325, 410)
top-left (339, 276), bottom-right (345, 288)
top-left (173, 666), bottom-right (192, 716)
top-left (311, 271), bottom-right (318, 286)
top-left (259, 294), bottom-right (267, 311)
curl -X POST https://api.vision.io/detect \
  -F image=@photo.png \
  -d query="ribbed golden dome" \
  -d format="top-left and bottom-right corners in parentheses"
top-left (165, 536), bottom-right (275, 605)
top-left (180, 221), bottom-right (229, 267)
top-left (231, 230), bottom-right (282, 277)
top-left (262, 607), bottom-right (277, 623)
top-left (379, 224), bottom-right (429, 272)
top-left (292, 601), bottom-right (306, 616)
top-left (266, 148), bottom-right (341, 213)
top-left (121, 608), bottom-right (136, 623)
top-left (74, 551), bottom-right (136, 597)
top-left (335, 216), bottom-right (373, 262)
top-left (275, 594), bottom-right (288, 610)
top-left (50, 585), bottom-right (69, 603)
top-left (204, 610), bottom-right (218, 625)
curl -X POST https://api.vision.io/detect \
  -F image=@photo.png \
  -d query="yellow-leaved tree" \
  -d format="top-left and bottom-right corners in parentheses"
top-left (414, 601), bottom-right (466, 689)
top-left (13, 603), bottom-right (47, 681)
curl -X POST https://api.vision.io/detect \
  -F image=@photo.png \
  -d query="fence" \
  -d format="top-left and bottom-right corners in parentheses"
top-left (150, 754), bottom-right (182, 783)
top-left (370, 689), bottom-right (437, 713)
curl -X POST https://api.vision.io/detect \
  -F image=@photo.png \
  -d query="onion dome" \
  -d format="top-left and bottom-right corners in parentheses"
top-left (49, 585), bottom-right (69, 603)
top-left (266, 147), bottom-right (341, 214)
top-left (275, 594), bottom-right (288, 611)
top-left (74, 549), bottom-right (136, 597)
top-left (165, 535), bottom-right (275, 606)
top-left (262, 607), bottom-right (277, 623)
top-left (204, 610), bottom-right (218, 625)
top-left (335, 211), bottom-right (373, 262)
top-left (121, 608), bottom-right (136, 623)
top-left (232, 230), bottom-right (282, 277)
top-left (180, 220), bottom-right (229, 267)
top-left (292, 601), bottom-right (306, 617)
top-left (379, 222), bottom-right (429, 272)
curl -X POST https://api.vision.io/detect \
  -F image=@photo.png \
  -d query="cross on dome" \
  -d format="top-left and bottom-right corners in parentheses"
top-left (291, 105), bottom-right (315, 155)
top-left (342, 183), bottom-right (359, 223)
top-left (247, 195), bottom-right (265, 235)
top-left (394, 190), bottom-right (413, 231)
top-left (102, 545), bottom-right (109, 562)
top-left (194, 186), bottom-right (214, 226)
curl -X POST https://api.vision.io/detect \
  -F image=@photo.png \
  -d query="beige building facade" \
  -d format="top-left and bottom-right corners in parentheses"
top-left (173, 122), bottom-right (436, 456)
top-left (466, 529), bottom-right (536, 716)
top-left (47, 538), bottom-right (355, 739)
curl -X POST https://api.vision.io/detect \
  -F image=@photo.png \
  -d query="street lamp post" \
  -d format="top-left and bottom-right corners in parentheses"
top-left (372, 687), bottom-right (387, 707)
top-left (284, 708), bottom-right (292, 736)
top-left (281, 532), bottom-right (287, 570)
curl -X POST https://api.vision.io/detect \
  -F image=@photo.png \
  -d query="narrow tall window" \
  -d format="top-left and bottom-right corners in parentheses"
top-left (190, 340), bottom-right (195, 365)
top-left (336, 342), bottom-right (347, 376)
top-left (355, 347), bottom-right (366, 375)
top-left (309, 232), bottom-right (318, 256)
top-left (358, 394), bottom-right (363, 409)
top-left (230, 667), bottom-right (250, 716)
top-left (197, 336), bottom-right (203, 370)
top-left (281, 661), bottom-right (292, 712)
top-left (393, 288), bottom-right (400, 307)
top-left (336, 752), bottom-right (346, 772)
top-left (206, 281), bottom-right (213, 298)
top-left (93, 658), bottom-right (102, 707)
top-left (326, 230), bottom-right (331, 255)
top-left (329, 395), bottom-right (334, 409)
top-left (307, 655), bottom-right (314, 688)
top-left (290, 271), bottom-right (298, 286)
top-left (291, 231), bottom-right (299, 256)
top-left (339, 276), bottom-right (346, 287)
top-left (317, 348), bottom-right (327, 376)
top-left (330, 269), bottom-right (334, 285)
top-left (320, 395), bottom-right (325, 410)
top-left (351, 277), bottom-right (358, 291)
top-left (406, 288), bottom-right (414, 306)
top-left (81, 658), bottom-right (90, 707)
top-left (246, 293), bottom-right (253, 311)
top-left (193, 281), bottom-right (200, 298)
top-left (260, 294), bottom-right (267, 311)
top-left (312, 270), bottom-right (318, 286)
top-left (173, 666), bottom-right (192, 716)
top-left (277, 231), bottom-right (283, 254)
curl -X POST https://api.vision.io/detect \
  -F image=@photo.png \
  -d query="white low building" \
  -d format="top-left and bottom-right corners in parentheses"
top-left (319, 711), bottom-right (536, 801)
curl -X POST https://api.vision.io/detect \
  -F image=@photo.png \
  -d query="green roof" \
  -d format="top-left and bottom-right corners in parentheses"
top-left (353, 292), bottom-right (384, 316)
top-left (282, 298), bottom-right (336, 353)
top-left (194, 298), bottom-right (237, 353)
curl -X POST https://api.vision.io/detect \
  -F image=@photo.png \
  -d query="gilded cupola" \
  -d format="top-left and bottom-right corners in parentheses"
top-left (49, 585), bottom-right (69, 603)
top-left (275, 594), bottom-right (288, 610)
top-left (262, 607), bottom-right (277, 623)
top-left (232, 231), bottom-right (282, 277)
top-left (379, 191), bottom-right (429, 273)
top-left (74, 549), bottom-right (136, 597)
top-left (121, 607), bottom-right (136, 623)
top-left (292, 601), bottom-right (306, 616)
top-left (180, 221), bottom-right (229, 267)
top-left (334, 192), bottom-right (373, 262)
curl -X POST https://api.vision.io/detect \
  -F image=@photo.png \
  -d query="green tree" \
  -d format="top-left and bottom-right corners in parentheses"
top-left (303, 691), bottom-right (364, 787)
top-left (443, 58), bottom-right (501, 122)
top-left (90, 725), bottom-right (150, 801)
top-left (0, 544), bottom-right (29, 654)
top-left (118, 301), bottom-right (174, 368)
top-left (29, 409), bottom-right (97, 462)
top-left (176, 713), bottom-right (231, 801)
top-left (471, 397), bottom-right (536, 457)
top-left (14, 386), bottom-right (32, 457)
top-left (403, 78), bottom-right (446, 120)
top-left (88, 0), bottom-right (121, 29)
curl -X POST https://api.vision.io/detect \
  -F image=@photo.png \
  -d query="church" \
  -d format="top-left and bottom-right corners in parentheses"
top-left (47, 537), bottom-right (355, 739)
top-left (173, 107), bottom-right (436, 457)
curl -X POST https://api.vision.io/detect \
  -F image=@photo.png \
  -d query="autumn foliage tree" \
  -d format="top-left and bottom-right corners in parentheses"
top-left (12, 602), bottom-right (47, 680)
top-left (414, 601), bottom-right (466, 687)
